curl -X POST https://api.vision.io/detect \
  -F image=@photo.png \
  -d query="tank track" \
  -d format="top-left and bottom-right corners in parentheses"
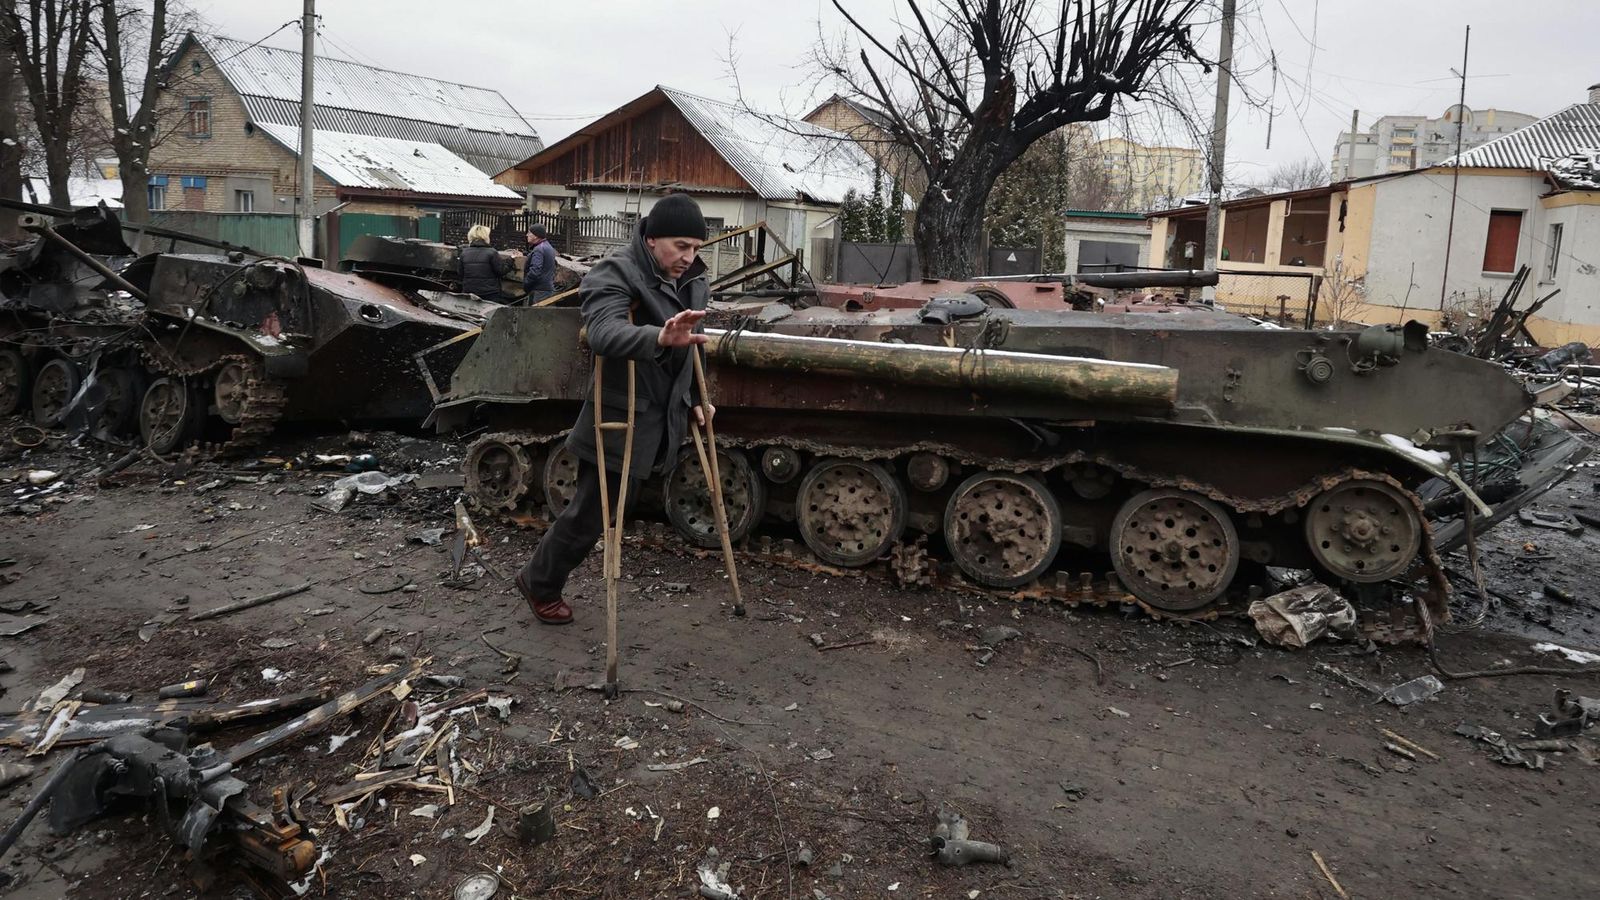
top-left (140, 345), bottom-right (290, 456)
top-left (462, 429), bottom-right (1447, 642)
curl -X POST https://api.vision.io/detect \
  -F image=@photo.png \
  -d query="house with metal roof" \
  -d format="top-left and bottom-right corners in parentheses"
top-left (1146, 84), bottom-right (1600, 344)
top-left (145, 33), bottom-right (538, 227)
top-left (496, 86), bottom-right (893, 263)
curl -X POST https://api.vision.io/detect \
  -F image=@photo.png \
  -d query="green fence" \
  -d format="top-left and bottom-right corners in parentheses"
top-left (144, 211), bottom-right (299, 258)
top-left (333, 212), bottom-right (442, 260)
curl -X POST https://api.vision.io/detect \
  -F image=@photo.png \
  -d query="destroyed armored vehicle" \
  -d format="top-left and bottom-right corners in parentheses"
top-left (1, 204), bottom-right (493, 453)
top-left (120, 242), bottom-right (494, 453)
top-left (0, 206), bottom-right (148, 434)
top-left (438, 297), bottom-right (1583, 615)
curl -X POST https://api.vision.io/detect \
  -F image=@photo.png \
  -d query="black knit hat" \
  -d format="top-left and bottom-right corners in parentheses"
top-left (643, 194), bottom-right (707, 240)
top-left (528, 224), bottom-right (548, 239)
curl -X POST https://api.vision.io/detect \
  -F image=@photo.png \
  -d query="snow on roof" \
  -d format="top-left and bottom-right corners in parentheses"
top-left (256, 124), bottom-right (519, 198)
top-left (1550, 148), bottom-right (1600, 190)
top-left (198, 34), bottom-right (538, 139)
top-left (1443, 103), bottom-right (1600, 170)
top-left (660, 86), bottom-right (889, 204)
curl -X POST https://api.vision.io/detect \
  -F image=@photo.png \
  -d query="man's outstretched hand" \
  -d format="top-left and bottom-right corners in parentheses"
top-left (658, 309), bottom-right (709, 347)
top-left (693, 402), bottom-right (716, 427)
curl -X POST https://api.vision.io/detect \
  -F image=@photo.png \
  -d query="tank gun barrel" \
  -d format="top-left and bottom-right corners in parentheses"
top-left (703, 328), bottom-right (1178, 408)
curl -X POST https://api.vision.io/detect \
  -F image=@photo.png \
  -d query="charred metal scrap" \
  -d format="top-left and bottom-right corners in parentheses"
top-left (1, 201), bottom-right (491, 455)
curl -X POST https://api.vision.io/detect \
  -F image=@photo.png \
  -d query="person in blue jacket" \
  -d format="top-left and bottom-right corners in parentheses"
top-left (522, 224), bottom-right (557, 302)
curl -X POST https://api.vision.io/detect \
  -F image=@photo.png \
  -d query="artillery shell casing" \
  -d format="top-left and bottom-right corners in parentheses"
top-left (157, 680), bottom-right (207, 699)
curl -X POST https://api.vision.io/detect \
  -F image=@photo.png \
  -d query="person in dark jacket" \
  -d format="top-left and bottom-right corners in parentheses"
top-left (515, 193), bottom-right (711, 625)
top-left (523, 224), bottom-right (558, 303)
top-left (458, 224), bottom-right (509, 302)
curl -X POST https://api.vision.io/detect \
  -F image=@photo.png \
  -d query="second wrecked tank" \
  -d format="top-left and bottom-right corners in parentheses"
top-left (438, 295), bottom-right (1582, 615)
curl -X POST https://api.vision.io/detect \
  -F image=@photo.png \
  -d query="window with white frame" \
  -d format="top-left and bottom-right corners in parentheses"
top-left (1546, 222), bottom-right (1564, 281)
top-left (148, 175), bottom-right (168, 210)
top-left (235, 190), bottom-right (255, 213)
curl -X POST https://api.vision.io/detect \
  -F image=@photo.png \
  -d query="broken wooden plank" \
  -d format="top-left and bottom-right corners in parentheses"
top-left (188, 582), bottom-right (312, 621)
top-left (0, 688), bottom-right (332, 749)
top-left (224, 660), bottom-right (421, 766)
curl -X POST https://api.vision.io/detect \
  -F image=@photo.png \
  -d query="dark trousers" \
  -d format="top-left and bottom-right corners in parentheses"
top-left (519, 459), bottom-right (637, 599)
top-left (525, 288), bottom-right (555, 303)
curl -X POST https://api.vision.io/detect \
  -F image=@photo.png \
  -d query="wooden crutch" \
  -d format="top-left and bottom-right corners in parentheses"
top-left (688, 348), bottom-right (747, 618)
top-left (591, 351), bottom-right (636, 699)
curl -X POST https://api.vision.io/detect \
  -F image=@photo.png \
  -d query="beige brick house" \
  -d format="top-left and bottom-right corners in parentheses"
top-left (801, 94), bottom-right (927, 200)
top-left (146, 33), bottom-right (539, 220)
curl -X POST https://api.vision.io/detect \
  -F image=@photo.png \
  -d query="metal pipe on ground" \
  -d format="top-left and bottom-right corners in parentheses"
top-left (703, 328), bottom-right (1179, 408)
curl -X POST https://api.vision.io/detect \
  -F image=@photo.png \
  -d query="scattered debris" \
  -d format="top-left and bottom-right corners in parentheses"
top-left (31, 668), bottom-right (85, 711)
top-left (1518, 507), bottom-right (1584, 535)
top-left (464, 805), bottom-right (496, 844)
top-left (1106, 706), bottom-right (1131, 719)
top-left (1456, 724), bottom-right (1544, 770)
top-left (1247, 583), bottom-right (1356, 648)
top-left (411, 527), bottom-right (447, 545)
top-left (454, 873), bottom-right (501, 900)
top-left (1534, 690), bottom-right (1595, 738)
top-left (929, 807), bottom-right (1009, 867)
top-left (1379, 728), bottom-right (1441, 761)
top-left (515, 802), bottom-right (556, 846)
top-left (697, 846), bottom-right (740, 900)
top-left (410, 804), bottom-right (440, 819)
top-left (1314, 663), bottom-right (1383, 696)
top-left (187, 581), bottom-right (313, 621)
top-left (977, 625), bottom-right (1021, 646)
top-left (1311, 850), bottom-right (1349, 900)
top-left (1382, 675), bottom-right (1445, 707)
top-left (647, 757), bottom-right (709, 772)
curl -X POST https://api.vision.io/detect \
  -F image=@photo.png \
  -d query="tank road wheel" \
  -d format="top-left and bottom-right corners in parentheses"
top-left (30, 358), bottom-right (79, 426)
top-left (1111, 489), bottom-right (1240, 612)
top-left (542, 444), bottom-right (581, 517)
top-left (796, 459), bottom-right (907, 567)
top-left (0, 349), bottom-right (29, 417)
top-left (212, 359), bottom-right (251, 425)
top-left (464, 435), bottom-right (534, 512)
top-left (1304, 479), bottom-right (1422, 583)
top-left (944, 472), bottom-right (1063, 589)
top-left (94, 367), bottom-right (142, 436)
top-left (139, 377), bottom-right (201, 455)
top-left (664, 446), bottom-right (767, 548)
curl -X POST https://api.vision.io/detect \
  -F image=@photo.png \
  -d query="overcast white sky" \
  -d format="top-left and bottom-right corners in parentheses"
top-left (193, 0), bottom-right (1600, 184)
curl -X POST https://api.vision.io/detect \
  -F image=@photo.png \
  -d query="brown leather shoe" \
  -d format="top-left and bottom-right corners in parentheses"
top-left (516, 570), bottom-right (573, 625)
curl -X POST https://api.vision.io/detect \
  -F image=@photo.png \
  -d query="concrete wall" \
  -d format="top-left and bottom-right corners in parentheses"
top-left (1361, 170), bottom-right (1548, 311)
top-left (1061, 218), bottom-right (1150, 273)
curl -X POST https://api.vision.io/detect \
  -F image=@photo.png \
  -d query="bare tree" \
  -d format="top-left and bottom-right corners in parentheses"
top-left (819, 0), bottom-right (1202, 279)
top-left (93, 0), bottom-right (187, 224)
top-left (0, 14), bottom-right (25, 236)
top-left (1256, 156), bottom-right (1328, 193)
top-left (2, 0), bottom-right (95, 207)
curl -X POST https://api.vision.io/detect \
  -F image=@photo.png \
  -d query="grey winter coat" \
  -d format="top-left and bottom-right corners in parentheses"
top-left (565, 223), bottom-right (708, 480)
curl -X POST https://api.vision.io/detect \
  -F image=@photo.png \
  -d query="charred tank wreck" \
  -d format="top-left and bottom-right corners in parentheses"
top-left (438, 298), bottom-right (1586, 618)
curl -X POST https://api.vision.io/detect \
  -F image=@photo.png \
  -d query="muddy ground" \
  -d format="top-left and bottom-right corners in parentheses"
top-left (0, 422), bottom-right (1597, 900)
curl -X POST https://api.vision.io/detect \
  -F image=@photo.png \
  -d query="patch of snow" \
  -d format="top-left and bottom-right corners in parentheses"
top-left (1532, 642), bottom-right (1600, 664)
top-left (1379, 433), bottom-right (1451, 469)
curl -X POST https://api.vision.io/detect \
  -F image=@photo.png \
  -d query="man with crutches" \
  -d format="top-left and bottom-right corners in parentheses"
top-left (515, 194), bottom-right (716, 627)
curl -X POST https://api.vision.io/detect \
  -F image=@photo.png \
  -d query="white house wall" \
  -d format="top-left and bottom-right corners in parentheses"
top-left (1364, 171), bottom-right (1547, 309)
top-left (1542, 202), bottom-right (1600, 334)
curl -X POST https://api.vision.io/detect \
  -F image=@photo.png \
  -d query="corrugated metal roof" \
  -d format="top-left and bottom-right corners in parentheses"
top-left (256, 124), bottom-right (519, 198)
top-left (1444, 103), bottom-right (1600, 170)
top-left (239, 96), bottom-right (541, 176)
top-left (198, 34), bottom-right (539, 149)
top-left (660, 86), bottom-right (886, 204)
top-left (1550, 148), bottom-right (1600, 190)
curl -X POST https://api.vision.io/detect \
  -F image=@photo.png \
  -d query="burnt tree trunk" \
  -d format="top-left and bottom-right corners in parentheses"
top-left (99, 0), bottom-right (165, 225)
top-left (0, 24), bottom-right (23, 238)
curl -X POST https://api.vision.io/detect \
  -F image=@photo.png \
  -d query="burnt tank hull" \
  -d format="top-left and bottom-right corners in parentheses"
top-left (439, 303), bottom-right (1584, 615)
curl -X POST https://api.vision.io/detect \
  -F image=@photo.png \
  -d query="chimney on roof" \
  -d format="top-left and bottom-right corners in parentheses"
top-left (1591, 83), bottom-right (1600, 104)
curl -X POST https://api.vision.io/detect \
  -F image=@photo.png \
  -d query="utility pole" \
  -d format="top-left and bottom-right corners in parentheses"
top-left (297, 0), bottom-right (316, 258)
top-left (1438, 24), bottom-right (1470, 310)
top-left (1346, 109), bottom-right (1359, 179)
top-left (1201, 0), bottom-right (1235, 302)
